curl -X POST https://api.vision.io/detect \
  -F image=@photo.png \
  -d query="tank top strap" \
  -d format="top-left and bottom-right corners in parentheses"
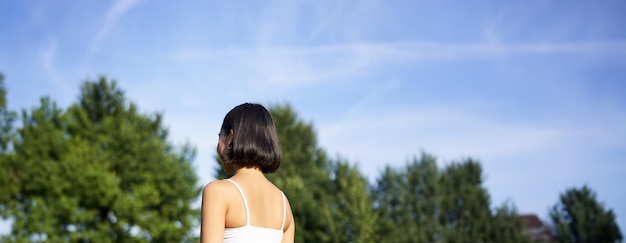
top-left (281, 192), bottom-right (286, 231)
top-left (225, 179), bottom-right (250, 226)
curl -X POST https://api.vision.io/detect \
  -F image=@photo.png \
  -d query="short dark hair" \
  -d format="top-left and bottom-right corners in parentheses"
top-left (219, 103), bottom-right (281, 173)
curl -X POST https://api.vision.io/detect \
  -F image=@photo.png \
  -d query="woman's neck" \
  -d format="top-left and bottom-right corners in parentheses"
top-left (231, 165), bottom-right (265, 179)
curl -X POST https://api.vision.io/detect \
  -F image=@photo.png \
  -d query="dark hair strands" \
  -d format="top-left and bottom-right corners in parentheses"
top-left (219, 103), bottom-right (281, 173)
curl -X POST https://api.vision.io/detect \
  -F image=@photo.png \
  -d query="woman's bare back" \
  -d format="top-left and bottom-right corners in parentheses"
top-left (225, 174), bottom-right (287, 231)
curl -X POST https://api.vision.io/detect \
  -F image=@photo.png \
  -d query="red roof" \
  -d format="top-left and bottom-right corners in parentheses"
top-left (518, 214), bottom-right (545, 228)
top-left (516, 214), bottom-right (555, 243)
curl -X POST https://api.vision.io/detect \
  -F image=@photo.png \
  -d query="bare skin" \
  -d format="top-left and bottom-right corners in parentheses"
top-left (200, 130), bottom-right (294, 243)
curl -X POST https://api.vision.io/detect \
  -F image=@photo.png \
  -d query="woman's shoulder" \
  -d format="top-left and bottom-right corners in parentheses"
top-left (203, 179), bottom-right (236, 198)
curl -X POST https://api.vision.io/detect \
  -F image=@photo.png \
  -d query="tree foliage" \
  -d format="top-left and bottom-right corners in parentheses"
top-left (327, 160), bottom-right (377, 242)
top-left (373, 154), bottom-right (530, 243)
top-left (0, 76), bottom-right (201, 242)
top-left (372, 153), bottom-right (442, 242)
top-left (439, 159), bottom-right (494, 241)
top-left (550, 185), bottom-right (623, 243)
top-left (489, 201), bottom-right (529, 242)
top-left (0, 73), bottom-right (17, 153)
top-left (2, 73), bottom-right (622, 242)
top-left (0, 74), bottom-right (19, 233)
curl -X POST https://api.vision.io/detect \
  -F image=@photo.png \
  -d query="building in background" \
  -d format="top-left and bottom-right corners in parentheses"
top-left (518, 214), bottom-right (555, 243)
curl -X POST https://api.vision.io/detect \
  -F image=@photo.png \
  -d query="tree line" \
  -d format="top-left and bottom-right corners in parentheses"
top-left (0, 75), bottom-right (622, 242)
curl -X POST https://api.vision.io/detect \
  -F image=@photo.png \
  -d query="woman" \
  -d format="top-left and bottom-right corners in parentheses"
top-left (201, 103), bottom-right (295, 243)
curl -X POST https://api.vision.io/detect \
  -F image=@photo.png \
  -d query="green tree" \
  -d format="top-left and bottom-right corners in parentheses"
top-left (265, 103), bottom-right (331, 242)
top-left (268, 104), bottom-right (379, 242)
top-left (0, 77), bottom-right (201, 242)
top-left (373, 155), bottom-right (530, 243)
top-left (439, 159), bottom-right (493, 241)
top-left (372, 153), bottom-right (442, 243)
top-left (0, 73), bottom-right (16, 152)
top-left (550, 185), bottom-right (623, 243)
top-left (326, 159), bottom-right (377, 243)
top-left (372, 165), bottom-right (406, 242)
top-left (489, 201), bottom-right (530, 243)
top-left (0, 73), bottom-right (19, 242)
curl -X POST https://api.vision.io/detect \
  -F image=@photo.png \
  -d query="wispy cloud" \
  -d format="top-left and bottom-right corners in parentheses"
top-left (3, 0), bottom-right (625, 235)
top-left (175, 41), bottom-right (626, 60)
top-left (41, 39), bottom-right (74, 97)
top-left (88, 0), bottom-right (143, 55)
top-left (317, 103), bottom-right (626, 187)
top-left (319, 107), bottom-right (566, 162)
top-left (173, 40), bottom-right (626, 88)
top-left (42, 39), bottom-right (61, 81)
top-left (305, 1), bottom-right (355, 43)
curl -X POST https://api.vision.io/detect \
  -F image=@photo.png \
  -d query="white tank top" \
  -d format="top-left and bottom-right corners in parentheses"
top-left (224, 179), bottom-right (286, 243)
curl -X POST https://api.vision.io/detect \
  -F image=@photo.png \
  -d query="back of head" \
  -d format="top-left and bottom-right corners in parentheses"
top-left (219, 103), bottom-right (282, 173)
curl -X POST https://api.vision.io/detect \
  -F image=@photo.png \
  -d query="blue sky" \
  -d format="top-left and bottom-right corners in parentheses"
top-left (1, 0), bottom-right (625, 235)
